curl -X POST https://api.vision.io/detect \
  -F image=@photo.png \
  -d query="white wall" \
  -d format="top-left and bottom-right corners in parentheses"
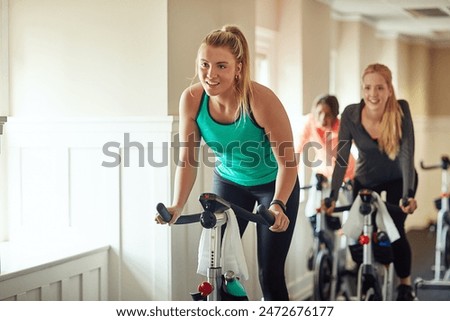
top-left (3, 0), bottom-right (175, 300)
top-left (9, 0), bottom-right (168, 117)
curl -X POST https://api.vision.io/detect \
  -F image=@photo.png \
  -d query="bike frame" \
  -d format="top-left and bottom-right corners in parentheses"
top-left (415, 155), bottom-right (450, 293)
top-left (354, 189), bottom-right (394, 301)
top-left (206, 211), bottom-right (226, 301)
top-left (157, 192), bottom-right (274, 301)
top-left (311, 174), bottom-right (333, 301)
top-left (307, 174), bottom-right (353, 301)
top-left (433, 157), bottom-right (449, 281)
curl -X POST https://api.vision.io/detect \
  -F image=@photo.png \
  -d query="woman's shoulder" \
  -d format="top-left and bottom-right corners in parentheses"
top-left (251, 81), bottom-right (277, 100)
top-left (180, 83), bottom-right (204, 102)
top-left (250, 81), bottom-right (283, 112)
top-left (397, 99), bottom-right (413, 121)
top-left (341, 101), bottom-right (361, 120)
top-left (397, 99), bottom-right (410, 111)
top-left (179, 83), bottom-right (204, 114)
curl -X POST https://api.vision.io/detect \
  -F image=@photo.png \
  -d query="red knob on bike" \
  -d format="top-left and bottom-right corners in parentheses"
top-left (198, 281), bottom-right (213, 297)
top-left (359, 235), bottom-right (370, 245)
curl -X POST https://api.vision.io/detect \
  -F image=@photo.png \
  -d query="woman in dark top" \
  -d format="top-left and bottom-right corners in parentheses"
top-left (324, 63), bottom-right (418, 300)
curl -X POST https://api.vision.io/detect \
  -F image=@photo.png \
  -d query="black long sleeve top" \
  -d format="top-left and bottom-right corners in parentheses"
top-left (330, 99), bottom-right (416, 202)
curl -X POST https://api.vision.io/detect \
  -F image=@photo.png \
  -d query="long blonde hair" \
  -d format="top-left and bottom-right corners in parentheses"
top-left (362, 63), bottom-right (403, 160)
top-left (196, 25), bottom-right (253, 116)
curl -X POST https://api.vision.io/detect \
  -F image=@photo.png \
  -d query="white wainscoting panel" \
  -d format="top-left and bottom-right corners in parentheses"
top-left (1, 116), bottom-right (314, 301)
top-left (2, 117), bottom-right (177, 300)
top-left (0, 245), bottom-right (109, 301)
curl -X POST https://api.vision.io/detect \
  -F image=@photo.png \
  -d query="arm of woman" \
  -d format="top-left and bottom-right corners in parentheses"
top-left (331, 111), bottom-right (353, 198)
top-left (398, 100), bottom-right (418, 214)
top-left (325, 108), bottom-right (353, 214)
top-left (156, 85), bottom-right (202, 224)
top-left (251, 83), bottom-right (297, 232)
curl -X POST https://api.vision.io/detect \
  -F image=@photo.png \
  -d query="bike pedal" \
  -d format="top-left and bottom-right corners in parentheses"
top-left (190, 292), bottom-right (207, 301)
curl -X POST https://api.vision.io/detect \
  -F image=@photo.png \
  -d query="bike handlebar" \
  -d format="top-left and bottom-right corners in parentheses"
top-left (333, 204), bottom-right (351, 213)
top-left (323, 190), bottom-right (410, 215)
top-left (231, 203), bottom-right (275, 226)
top-left (156, 203), bottom-right (201, 224)
top-left (359, 189), bottom-right (410, 214)
top-left (156, 195), bottom-right (275, 227)
top-left (420, 155), bottom-right (449, 171)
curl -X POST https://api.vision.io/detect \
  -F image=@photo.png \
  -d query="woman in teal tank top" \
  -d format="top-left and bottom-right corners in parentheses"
top-left (156, 25), bottom-right (300, 301)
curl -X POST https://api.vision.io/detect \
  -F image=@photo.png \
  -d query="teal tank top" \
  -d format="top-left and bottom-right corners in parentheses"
top-left (195, 92), bottom-right (277, 186)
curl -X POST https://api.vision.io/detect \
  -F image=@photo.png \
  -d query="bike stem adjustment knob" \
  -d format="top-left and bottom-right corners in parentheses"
top-left (359, 189), bottom-right (374, 215)
top-left (198, 281), bottom-right (214, 297)
top-left (359, 235), bottom-right (370, 245)
top-left (200, 210), bottom-right (216, 229)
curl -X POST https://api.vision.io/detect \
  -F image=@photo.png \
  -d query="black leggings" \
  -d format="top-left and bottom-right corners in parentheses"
top-left (353, 172), bottom-right (418, 279)
top-left (213, 172), bottom-right (300, 301)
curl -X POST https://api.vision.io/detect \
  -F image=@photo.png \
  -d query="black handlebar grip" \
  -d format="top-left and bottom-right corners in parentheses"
top-left (256, 204), bottom-right (275, 226)
top-left (156, 203), bottom-right (172, 222)
top-left (200, 210), bottom-right (217, 229)
top-left (401, 197), bottom-right (409, 207)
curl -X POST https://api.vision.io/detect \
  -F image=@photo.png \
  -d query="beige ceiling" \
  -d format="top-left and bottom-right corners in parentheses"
top-left (320, 0), bottom-right (450, 44)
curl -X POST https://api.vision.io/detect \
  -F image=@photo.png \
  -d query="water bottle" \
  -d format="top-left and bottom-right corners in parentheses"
top-left (224, 271), bottom-right (247, 297)
top-left (377, 231), bottom-right (391, 247)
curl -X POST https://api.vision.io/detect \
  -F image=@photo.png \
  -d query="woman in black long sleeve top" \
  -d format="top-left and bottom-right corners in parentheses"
top-left (324, 63), bottom-right (418, 300)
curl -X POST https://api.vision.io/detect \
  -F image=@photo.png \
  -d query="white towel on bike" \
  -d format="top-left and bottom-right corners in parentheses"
top-left (197, 209), bottom-right (249, 280)
top-left (342, 191), bottom-right (400, 243)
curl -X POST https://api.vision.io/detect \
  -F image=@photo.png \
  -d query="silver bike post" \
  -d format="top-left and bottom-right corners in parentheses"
top-left (435, 207), bottom-right (444, 280)
top-left (363, 213), bottom-right (373, 266)
top-left (358, 211), bottom-right (373, 299)
top-left (357, 190), bottom-right (375, 300)
top-left (435, 165), bottom-right (449, 280)
top-left (207, 212), bottom-right (227, 301)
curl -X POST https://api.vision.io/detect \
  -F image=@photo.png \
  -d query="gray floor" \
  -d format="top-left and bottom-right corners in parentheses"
top-left (408, 226), bottom-right (450, 301)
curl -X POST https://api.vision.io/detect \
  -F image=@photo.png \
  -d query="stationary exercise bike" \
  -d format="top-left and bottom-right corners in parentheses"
top-left (415, 155), bottom-right (450, 294)
top-left (305, 173), bottom-right (354, 300)
top-left (157, 192), bottom-right (274, 301)
top-left (343, 189), bottom-right (405, 300)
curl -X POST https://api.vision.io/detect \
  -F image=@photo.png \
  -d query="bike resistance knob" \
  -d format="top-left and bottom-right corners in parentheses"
top-left (198, 281), bottom-right (214, 297)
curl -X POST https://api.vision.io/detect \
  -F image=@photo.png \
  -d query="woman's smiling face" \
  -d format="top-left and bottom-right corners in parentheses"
top-left (197, 44), bottom-right (241, 97)
top-left (362, 72), bottom-right (392, 111)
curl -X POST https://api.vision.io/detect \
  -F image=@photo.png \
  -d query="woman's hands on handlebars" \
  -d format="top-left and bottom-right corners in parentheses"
top-left (320, 196), bottom-right (418, 215)
top-left (321, 198), bottom-right (336, 216)
top-left (400, 197), bottom-right (417, 215)
top-left (155, 205), bottom-right (182, 225)
top-left (154, 201), bottom-right (284, 230)
top-left (268, 204), bottom-right (290, 232)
